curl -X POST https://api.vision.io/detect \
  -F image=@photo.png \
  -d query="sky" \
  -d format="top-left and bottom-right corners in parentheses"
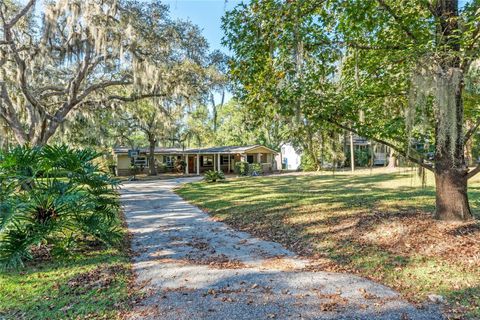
top-left (163, 0), bottom-right (243, 53)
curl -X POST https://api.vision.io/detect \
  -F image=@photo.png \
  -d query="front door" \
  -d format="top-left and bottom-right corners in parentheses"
top-left (188, 156), bottom-right (195, 173)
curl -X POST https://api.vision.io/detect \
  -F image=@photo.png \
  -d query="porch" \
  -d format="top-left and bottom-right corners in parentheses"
top-left (183, 152), bottom-right (275, 175)
top-left (114, 145), bottom-right (278, 176)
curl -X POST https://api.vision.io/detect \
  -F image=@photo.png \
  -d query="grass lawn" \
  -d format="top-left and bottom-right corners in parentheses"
top-left (0, 230), bottom-right (132, 319)
top-left (177, 168), bottom-right (480, 318)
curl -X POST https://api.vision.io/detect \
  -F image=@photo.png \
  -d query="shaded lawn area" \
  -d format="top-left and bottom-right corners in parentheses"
top-left (176, 168), bottom-right (480, 318)
top-left (0, 235), bottom-right (132, 319)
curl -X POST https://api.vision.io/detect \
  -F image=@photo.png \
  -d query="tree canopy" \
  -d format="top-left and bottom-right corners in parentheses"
top-left (223, 0), bottom-right (480, 220)
top-left (0, 0), bottom-right (207, 145)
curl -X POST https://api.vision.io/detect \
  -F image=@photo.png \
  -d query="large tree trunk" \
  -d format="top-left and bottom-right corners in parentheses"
top-left (434, 168), bottom-right (472, 220)
top-left (148, 136), bottom-right (157, 176)
top-left (431, 0), bottom-right (474, 221)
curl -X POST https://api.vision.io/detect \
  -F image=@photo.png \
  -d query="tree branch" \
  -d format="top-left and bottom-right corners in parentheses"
top-left (376, 0), bottom-right (417, 41)
top-left (76, 80), bottom-right (131, 103)
top-left (467, 164), bottom-right (480, 179)
top-left (0, 81), bottom-right (28, 144)
top-left (5, 0), bottom-right (36, 29)
top-left (324, 117), bottom-right (434, 171)
top-left (464, 117), bottom-right (480, 143)
top-left (107, 93), bottom-right (167, 102)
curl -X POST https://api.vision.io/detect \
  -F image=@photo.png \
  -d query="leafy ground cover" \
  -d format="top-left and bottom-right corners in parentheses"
top-left (0, 226), bottom-right (132, 319)
top-left (176, 168), bottom-right (480, 318)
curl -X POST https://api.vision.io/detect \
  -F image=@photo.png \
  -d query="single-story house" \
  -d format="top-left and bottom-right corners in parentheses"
top-left (113, 145), bottom-right (280, 176)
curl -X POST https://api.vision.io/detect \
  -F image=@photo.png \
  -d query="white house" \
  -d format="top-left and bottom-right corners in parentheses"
top-left (281, 143), bottom-right (301, 170)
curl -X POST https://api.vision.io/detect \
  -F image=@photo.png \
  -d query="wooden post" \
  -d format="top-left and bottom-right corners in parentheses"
top-left (350, 132), bottom-right (355, 172)
top-left (185, 154), bottom-right (189, 174)
top-left (217, 153), bottom-right (221, 172)
top-left (196, 154), bottom-right (200, 175)
top-left (228, 154), bottom-right (231, 173)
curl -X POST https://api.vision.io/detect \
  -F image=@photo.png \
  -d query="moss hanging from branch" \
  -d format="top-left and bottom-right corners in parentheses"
top-left (407, 60), bottom-right (462, 160)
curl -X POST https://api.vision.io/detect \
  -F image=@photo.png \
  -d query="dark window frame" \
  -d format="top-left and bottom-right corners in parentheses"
top-left (202, 155), bottom-right (214, 167)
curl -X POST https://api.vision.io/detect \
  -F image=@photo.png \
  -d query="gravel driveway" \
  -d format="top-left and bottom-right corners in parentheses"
top-left (121, 178), bottom-right (441, 320)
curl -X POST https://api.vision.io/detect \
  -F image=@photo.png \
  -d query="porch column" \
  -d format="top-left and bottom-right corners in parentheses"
top-left (217, 153), bottom-right (221, 172)
top-left (228, 154), bottom-right (231, 173)
top-left (213, 154), bottom-right (216, 171)
top-left (196, 154), bottom-right (200, 175)
top-left (257, 153), bottom-right (261, 163)
top-left (185, 154), bottom-right (189, 174)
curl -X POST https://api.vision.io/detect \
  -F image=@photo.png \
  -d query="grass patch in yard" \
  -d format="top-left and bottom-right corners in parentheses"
top-left (0, 233), bottom-right (132, 319)
top-left (176, 168), bottom-right (480, 318)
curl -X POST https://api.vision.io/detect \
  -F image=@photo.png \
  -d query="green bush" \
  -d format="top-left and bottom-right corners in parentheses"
top-left (234, 162), bottom-right (263, 176)
top-left (300, 155), bottom-right (318, 171)
top-left (0, 145), bottom-right (121, 269)
top-left (234, 161), bottom-right (250, 176)
top-left (345, 148), bottom-right (372, 167)
top-left (249, 163), bottom-right (263, 176)
top-left (204, 170), bottom-right (225, 182)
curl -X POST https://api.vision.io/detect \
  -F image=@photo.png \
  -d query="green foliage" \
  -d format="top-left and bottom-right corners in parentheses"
top-left (345, 149), bottom-right (372, 167)
top-left (300, 155), bottom-right (317, 172)
top-left (249, 163), bottom-right (263, 176)
top-left (222, 0), bottom-right (480, 173)
top-left (0, 145), bottom-right (121, 269)
top-left (204, 170), bottom-right (225, 183)
top-left (234, 162), bottom-right (250, 176)
top-left (234, 162), bottom-right (263, 176)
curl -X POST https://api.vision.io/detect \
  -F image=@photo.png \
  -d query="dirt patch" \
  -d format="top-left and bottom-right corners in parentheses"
top-left (259, 257), bottom-right (302, 271)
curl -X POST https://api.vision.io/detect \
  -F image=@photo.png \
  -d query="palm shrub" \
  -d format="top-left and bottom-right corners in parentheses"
top-left (204, 170), bottom-right (225, 182)
top-left (0, 145), bottom-right (121, 269)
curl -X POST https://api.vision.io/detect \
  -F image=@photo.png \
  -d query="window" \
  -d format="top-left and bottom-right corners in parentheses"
top-left (247, 155), bottom-right (254, 164)
top-left (163, 155), bottom-right (175, 167)
top-left (133, 157), bottom-right (149, 167)
top-left (221, 155), bottom-right (230, 164)
top-left (202, 155), bottom-right (213, 166)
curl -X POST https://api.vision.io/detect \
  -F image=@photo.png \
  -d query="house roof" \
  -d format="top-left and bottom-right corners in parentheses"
top-left (113, 145), bottom-right (278, 155)
top-left (184, 145), bottom-right (278, 154)
top-left (113, 147), bottom-right (184, 155)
